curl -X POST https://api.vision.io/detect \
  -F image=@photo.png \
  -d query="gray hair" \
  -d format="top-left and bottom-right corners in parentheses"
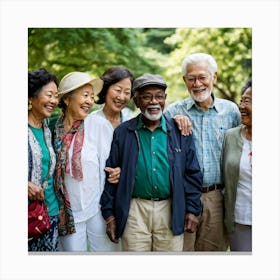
top-left (181, 53), bottom-right (218, 76)
top-left (58, 90), bottom-right (75, 111)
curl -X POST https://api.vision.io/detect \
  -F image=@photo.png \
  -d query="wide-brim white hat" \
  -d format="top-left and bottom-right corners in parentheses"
top-left (58, 72), bottom-right (103, 97)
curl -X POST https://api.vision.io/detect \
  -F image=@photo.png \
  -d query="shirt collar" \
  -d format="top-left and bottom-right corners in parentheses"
top-left (137, 114), bottom-right (167, 133)
top-left (186, 93), bottom-right (220, 113)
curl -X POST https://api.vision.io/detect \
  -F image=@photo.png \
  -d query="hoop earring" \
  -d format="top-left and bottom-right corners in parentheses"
top-left (28, 101), bottom-right (32, 111)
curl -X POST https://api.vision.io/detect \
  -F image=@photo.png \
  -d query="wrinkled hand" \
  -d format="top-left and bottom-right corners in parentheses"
top-left (105, 167), bottom-right (121, 184)
top-left (184, 213), bottom-right (199, 233)
top-left (28, 181), bottom-right (44, 201)
top-left (173, 115), bottom-right (192, 136)
top-left (106, 216), bottom-right (119, 243)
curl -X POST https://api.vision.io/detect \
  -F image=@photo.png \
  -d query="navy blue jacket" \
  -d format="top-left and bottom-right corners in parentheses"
top-left (100, 114), bottom-right (203, 239)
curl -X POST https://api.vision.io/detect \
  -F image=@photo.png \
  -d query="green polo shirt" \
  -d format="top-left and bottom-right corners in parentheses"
top-left (132, 115), bottom-right (171, 199)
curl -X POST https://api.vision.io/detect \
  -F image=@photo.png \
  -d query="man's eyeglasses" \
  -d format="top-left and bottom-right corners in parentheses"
top-left (184, 74), bottom-right (211, 84)
top-left (139, 94), bottom-right (166, 102)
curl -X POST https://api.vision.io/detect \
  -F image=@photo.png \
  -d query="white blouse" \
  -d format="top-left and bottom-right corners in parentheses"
top-left (64, 113), bottom-right (113, 223)
top-left (234, 136), bottom-right (252, 225)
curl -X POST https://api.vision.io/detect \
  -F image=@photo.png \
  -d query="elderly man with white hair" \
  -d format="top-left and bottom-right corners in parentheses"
top-left (165, 53), bottom-right (241, 251)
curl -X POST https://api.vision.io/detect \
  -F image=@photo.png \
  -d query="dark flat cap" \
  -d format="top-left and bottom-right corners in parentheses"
top-left (132, 73), bottom-right (167, 93)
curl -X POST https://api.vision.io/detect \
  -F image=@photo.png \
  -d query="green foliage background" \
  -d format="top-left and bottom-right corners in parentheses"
top-left (28, 27), bottom-right (252, 109)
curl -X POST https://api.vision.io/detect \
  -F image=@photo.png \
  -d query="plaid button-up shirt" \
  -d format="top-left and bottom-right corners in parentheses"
top-left (164, 94), bottom-right (241, 186)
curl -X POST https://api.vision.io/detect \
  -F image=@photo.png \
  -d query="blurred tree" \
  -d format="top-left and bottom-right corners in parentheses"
top-left (28, 27), bottom-right (251, 107)
top-left (28, 28), bottom-right (166, 80)
top-left (143, 28), bottom-right (177, 53)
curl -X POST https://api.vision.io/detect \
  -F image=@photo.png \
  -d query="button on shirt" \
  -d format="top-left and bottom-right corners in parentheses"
top-left (164, 94), bottom-right (240, 186)
top-left (132, 116), bottom-right (171, 199)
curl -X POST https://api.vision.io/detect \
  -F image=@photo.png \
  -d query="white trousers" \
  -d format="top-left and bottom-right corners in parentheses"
top-left (59, 210), bottom-right (121, 252)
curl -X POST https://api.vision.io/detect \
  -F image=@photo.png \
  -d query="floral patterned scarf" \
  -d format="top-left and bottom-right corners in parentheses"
top-left (53, 113), bottom-right (85, 236)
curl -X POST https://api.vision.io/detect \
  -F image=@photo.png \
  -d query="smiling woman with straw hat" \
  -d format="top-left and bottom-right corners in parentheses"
top-left (53, 71), bottom-right (120, 252)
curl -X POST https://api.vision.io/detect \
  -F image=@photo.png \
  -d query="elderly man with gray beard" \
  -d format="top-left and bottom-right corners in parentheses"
top-left (100, 73), bottom-right (203, 252)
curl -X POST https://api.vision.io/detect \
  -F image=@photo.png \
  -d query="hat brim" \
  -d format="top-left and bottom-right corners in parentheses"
top-left (58, 78), bottom-right (104, 97)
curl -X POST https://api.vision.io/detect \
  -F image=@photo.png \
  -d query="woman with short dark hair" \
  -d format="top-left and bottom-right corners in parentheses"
top-left (28, 68), bottom-right (60, 251)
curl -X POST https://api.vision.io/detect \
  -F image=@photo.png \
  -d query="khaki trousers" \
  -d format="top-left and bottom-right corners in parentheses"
top-left (183, 189), bottom-right (228, 251)
top-left (122, 198), bottom-right (183, 252)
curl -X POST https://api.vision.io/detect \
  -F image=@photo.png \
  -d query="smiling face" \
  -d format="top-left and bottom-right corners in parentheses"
top-left (239, 87), bottom-right (252, 127)
top-left (28, 81), bottom-right (59, 120)
top-left (104, 77), bottom-right (132, 114)
top-left (63, 83), bottom-right (94, 121)
top-left (134, 85), bottom-right (166, 126)
top-left (183, 61), bottom-right (217, 103)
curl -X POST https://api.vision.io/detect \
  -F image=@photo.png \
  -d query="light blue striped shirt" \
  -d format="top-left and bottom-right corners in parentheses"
top-left (164, 94), bottom-right (241, 186)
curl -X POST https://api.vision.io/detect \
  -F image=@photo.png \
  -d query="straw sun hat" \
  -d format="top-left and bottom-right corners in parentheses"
top-left (58, 72), bottom-right (103, 97)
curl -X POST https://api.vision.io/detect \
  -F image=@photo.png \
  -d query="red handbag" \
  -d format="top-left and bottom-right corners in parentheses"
top-left (28, 200), bottom-right (51, 241)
